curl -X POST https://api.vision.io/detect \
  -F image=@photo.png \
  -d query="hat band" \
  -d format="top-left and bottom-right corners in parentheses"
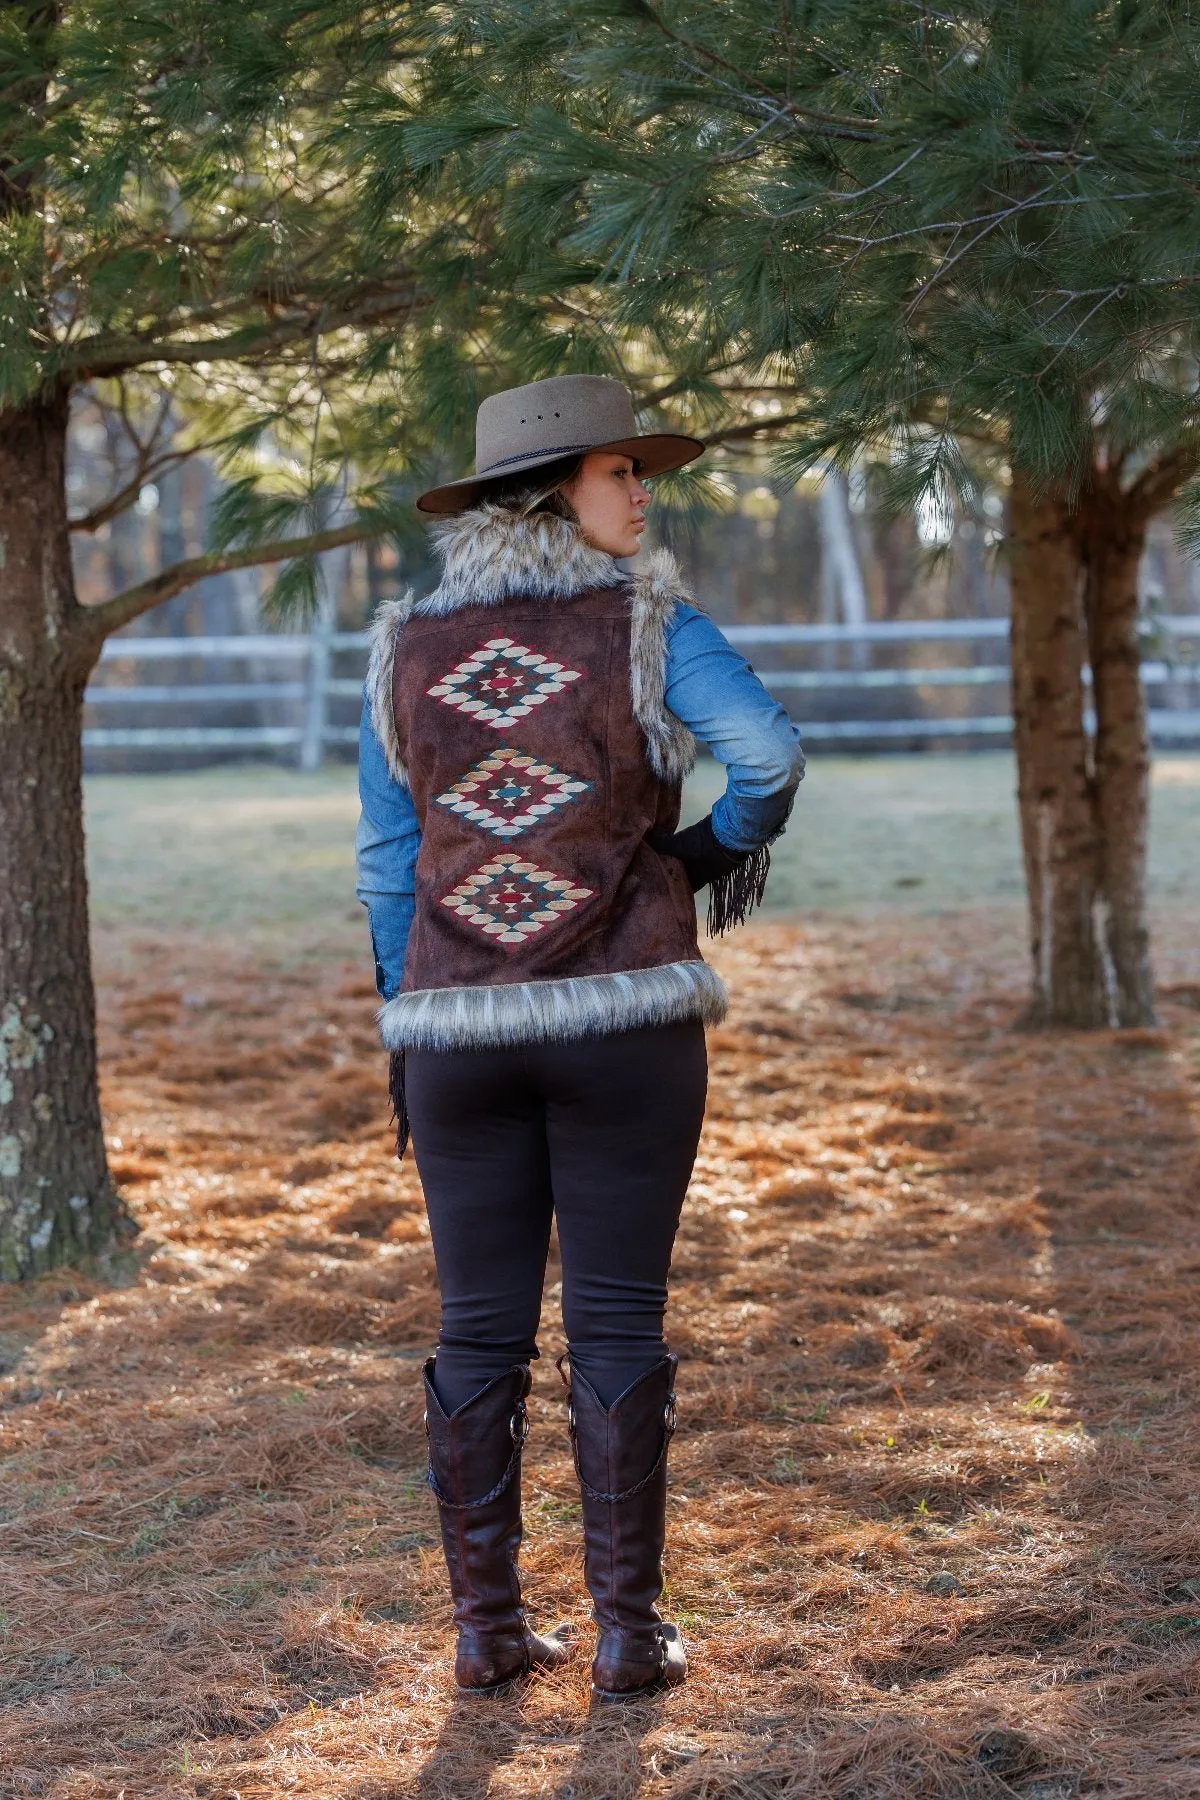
top-left (476, 440), bottom-right (611, 478)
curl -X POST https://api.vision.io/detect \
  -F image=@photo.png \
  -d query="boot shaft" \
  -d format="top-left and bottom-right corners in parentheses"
top-left (565, 1356), bottom-right (678, 1634)
top-left (423, 1360), bottom-right (531, 1506)
top-left (423, 1360), bottom-right (530, 1634)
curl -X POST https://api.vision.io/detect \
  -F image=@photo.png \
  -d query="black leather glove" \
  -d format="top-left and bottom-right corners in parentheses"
top-left (652, 812), bottom-right (772, 936)
top-left (651, 814), bottom-right (746, 894)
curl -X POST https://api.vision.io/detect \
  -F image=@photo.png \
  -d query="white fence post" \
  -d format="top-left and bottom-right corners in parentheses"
top-left (299, 539), bottom-right (354, 771)
top-left (300, 600), bottom-right (333, 772)
top-left (818, 472), bottom-right (870, 670)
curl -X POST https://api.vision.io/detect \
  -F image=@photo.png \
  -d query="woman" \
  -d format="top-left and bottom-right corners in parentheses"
top-left (357, 373), bottom-right (804, 1700)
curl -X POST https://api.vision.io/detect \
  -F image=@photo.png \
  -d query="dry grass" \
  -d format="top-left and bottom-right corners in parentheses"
top-left (4, 888), bottom-right (1200, 1792)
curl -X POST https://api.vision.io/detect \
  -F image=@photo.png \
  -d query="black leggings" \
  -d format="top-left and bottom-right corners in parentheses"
top-left (406, 1020), bottom-right (708, 1412)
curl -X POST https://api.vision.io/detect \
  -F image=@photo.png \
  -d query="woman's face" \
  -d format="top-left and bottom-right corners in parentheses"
top-left (564, 453), bottom-right (651, 557)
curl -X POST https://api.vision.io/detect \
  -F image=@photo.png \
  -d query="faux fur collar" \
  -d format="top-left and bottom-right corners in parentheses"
top-left (419, 504), bottom-right (626, 615)
top-left (366, 506), bottom-right (699, 789)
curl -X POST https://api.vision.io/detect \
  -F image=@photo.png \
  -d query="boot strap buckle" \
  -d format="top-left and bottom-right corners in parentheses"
top-left (664, 1394), bottom-right (677, 1436)
top-left (510, 1401), bottom-right (530, 1445)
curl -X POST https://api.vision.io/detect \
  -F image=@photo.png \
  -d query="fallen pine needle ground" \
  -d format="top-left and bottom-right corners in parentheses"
top-left (3, 904), bottom-right (1200, 1798)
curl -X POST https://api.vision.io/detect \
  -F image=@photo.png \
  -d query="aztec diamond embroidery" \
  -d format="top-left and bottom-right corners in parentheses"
top-left (440, 852), bottom-right (594, 947)
top-left (433, 747), bottom-right (591, 840)
top-left (427, 637), bottom-right (584, 730)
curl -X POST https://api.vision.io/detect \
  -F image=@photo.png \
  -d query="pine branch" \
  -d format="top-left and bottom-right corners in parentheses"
top-left (637, 6), bottom-right (880, 140)
top-left (1125, 445), bottom-right (1200, 521)
top-left (67, 284), bottom-right (430, 381)
top-left (704, 411), bottom-right (810, 445)
top-left (76, 522), bottom-right (378, 645)
top-left (68, 444), bottom-right (204, 533)
top-left (1035, 288), bottom-right (1127, 380)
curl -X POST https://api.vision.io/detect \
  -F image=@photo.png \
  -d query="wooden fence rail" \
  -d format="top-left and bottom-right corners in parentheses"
top-left (84, 616), bottom-right (1200, 762)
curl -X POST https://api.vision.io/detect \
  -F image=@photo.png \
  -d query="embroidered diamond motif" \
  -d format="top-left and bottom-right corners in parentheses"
top-left (434, 747), bottom-right (592, 840)
top-left (427, 637), bottom-right (584, 730)
top-left (440, 852), bottom-right (594, 947)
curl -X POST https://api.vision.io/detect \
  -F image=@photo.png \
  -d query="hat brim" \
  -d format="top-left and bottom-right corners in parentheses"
top-left (415, 434), bottom-right (706, 515)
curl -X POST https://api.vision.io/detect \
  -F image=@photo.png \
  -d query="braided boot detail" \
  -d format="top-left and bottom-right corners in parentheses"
top-left (563, 1355), bottom-right (688, 1699)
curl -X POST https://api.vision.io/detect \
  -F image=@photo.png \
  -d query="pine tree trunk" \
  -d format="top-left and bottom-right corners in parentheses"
top-left (1007, 472), bottom-right (1109, 1027)
top-left (1081, 497), bottom-right (1156, 1026)
top-left (0, 392), bottom-right (131, 1277)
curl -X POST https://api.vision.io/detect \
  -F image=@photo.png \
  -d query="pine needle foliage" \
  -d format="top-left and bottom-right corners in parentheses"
top-left (0, 1), bottom-right (428, 610)
top-left (1, 0), bottom-right (718, 616)
top-left (402, 0), bottom-right (1200, 525)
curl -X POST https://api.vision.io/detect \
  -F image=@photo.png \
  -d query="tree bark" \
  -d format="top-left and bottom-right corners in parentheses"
top-left (1080, 490), bottom-right (1156, 1026)
top-left (1007, 471), bottom-right (1109, 1027)
top-left (0, 391), bottom-right (131, 1277)
top-left (1008, 468), bottom-right (1159, 1029)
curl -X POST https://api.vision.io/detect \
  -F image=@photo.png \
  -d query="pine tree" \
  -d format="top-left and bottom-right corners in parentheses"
top-left (0, 3), bottom-right (448, 1278)
top-left (0, 2), bottom-right (413, 1277)
top-left (408, 0), bottom-right (1200, 1028)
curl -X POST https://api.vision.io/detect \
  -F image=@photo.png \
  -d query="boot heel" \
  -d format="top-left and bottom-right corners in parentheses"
top-left (591, 1621), bottom-right (688, 1700)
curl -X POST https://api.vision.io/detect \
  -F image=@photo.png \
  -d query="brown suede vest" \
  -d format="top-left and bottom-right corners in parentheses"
top-left (368, 510), bottom-right (728, 1053)
top-left (394, 582), bottom-right (699, 989)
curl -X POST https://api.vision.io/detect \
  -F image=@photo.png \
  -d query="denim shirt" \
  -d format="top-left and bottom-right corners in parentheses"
top-left (356, 601), bottom-right (805, 999)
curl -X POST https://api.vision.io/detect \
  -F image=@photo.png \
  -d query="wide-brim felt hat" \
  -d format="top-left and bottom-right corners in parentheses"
top-left (416, 374), bottom-right (705, 514)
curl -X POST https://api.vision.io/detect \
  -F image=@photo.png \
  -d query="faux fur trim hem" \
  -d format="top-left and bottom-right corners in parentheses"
top-left (377, 960), bottom-right (727, 1052)
top-left (366, 588), bottom-right (416, 786)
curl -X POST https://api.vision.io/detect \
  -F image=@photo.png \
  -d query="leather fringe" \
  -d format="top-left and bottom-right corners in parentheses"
top-left (388, 1049), bottom-right (410, 1161)
top-left (707, 844), bottom-right (771, 937)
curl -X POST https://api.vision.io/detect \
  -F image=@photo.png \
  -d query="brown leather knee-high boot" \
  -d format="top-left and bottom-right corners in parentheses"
top-left (564, 1355), bottom-right (688, 1699)
top-left (423, 1360), bottom-right (572, 1693)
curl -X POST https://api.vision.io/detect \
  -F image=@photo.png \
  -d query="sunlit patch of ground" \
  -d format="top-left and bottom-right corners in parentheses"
top-left (2, 759), bottom-right (1199, 1796)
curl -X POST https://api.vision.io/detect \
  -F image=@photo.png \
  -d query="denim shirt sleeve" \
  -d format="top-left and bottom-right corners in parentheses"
top-left (664, 603), bottom-right (806, 852)
top-left (356, 698), bottom-right (421, 999)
